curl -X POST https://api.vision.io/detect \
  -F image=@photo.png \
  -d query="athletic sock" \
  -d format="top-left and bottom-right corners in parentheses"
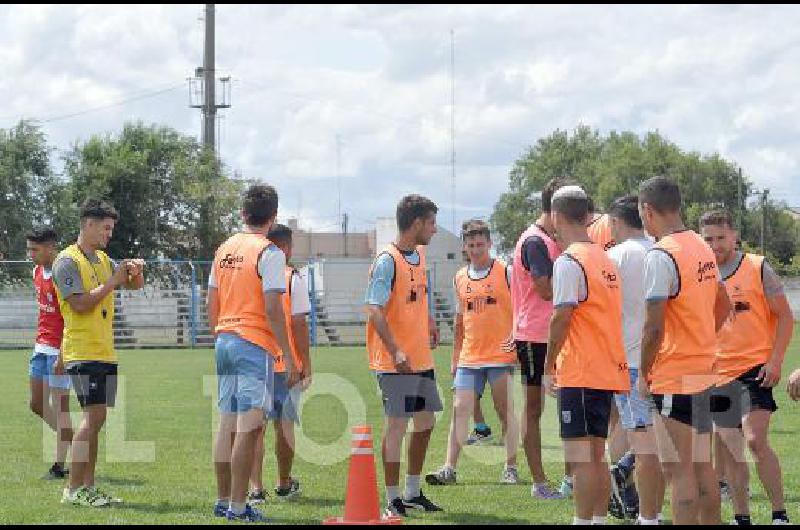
top-left (592, 516), bottom-right (607, 525)
top-left (573, 518), bottom-right (592, 525)
top-left (229, 502), bottom-right (246, 515)
top-left (404, 475), bottom-right (421, 499)
top-left (386, 486), bottom-right (401, 503)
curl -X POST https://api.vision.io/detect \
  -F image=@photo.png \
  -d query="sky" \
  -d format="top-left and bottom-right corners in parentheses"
top-left (2, 4), bottom-right (799, 234)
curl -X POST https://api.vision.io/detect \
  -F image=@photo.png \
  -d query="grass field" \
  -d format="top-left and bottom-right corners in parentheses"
top-left (1, 342), bottom-right (798, 525)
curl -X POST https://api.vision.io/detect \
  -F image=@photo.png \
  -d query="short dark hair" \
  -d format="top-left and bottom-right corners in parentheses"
top-left (396, 194), bottom-right (438, 232)
top-left (268, 223), bottom-right (293, 247)
top-left (243, 185), bottom-right (279, 226)
top-left (638, 176), bottom-right (682, 214)
top-left (80, 198), bottom-right (118, 222)
top-left (541, 177), bottom-right (575, 213)
top-left (461, 219), bottom-right (491, 241)
top-left (608, 195), bottom-right (643, 230)
top-left (552, 188), bottom-right (589, 223)
top-left (700, 210), bottom-right (735, 230)
top-left (26, 226), bottom-right (58, 244)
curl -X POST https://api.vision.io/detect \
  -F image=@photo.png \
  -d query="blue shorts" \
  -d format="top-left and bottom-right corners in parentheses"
top-left (29, 353), bottom-right (71, 390)
top-left (614, 369), bottom-right (654, 431)
top-left (266, 372), bottom-right (301, 423)
top-left (453, 366), bottom-right (514, 396)
top-left (216, 333), bottom-right (273, 415)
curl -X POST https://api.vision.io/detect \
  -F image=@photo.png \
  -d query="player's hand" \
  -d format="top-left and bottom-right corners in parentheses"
top-left (393, 350), bottom-right (411, 374)
top-left (450, 362), bottom-right (457, 378)
top-left (542, 374), bottom-right (557, 398)
top-left (127, 259), bottom-right (145, 278)
top-left (637, 373), bottom-right (651, 399)
top-left (300, 368), bottom-right (313, 390)
top-left (53, 358), bottom-right (65, 376)
top-left (112, 260), bottom-right (133, 287)
top-left (429, 324), bottom-right (440, 350)
top-left (757, 361), bottom-right (782, 388)
top-left (787, 369), bottom-right (800, 401)
top-left (287, 368), bottom-right (302, 389)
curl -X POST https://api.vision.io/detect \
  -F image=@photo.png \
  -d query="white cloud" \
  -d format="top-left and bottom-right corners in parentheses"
top-left (2, 3), bottom-right (800, 241)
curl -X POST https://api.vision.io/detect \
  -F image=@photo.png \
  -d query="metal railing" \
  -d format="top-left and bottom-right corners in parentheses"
top-left (0, 259), bottom-right (459, 350)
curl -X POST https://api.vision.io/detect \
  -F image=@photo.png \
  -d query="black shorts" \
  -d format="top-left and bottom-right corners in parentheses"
top-left (377, 370), bottom-right (444, 418)
top-left (711, 365), bottom-right (778, 429)
top-left (66, 362), bottom-right (119, 409)
top-left (516, 341), bottom-right (547, 387)
top-left (558, 388), bottom-right (614, 440)
top-left (652, 388), bottom-right (713, 434)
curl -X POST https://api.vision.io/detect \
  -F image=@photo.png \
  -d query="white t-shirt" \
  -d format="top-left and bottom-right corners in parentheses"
top-left (289, 272), bottom-right (311, 316)
top-left (608, 237), bottom-right (653, 369)
top-left (552, 255), bottom-right (588, 308)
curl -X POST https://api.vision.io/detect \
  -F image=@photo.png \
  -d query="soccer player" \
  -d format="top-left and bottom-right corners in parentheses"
top-left (543, 185), bottom-right (630, 526)
top-left (365, 194), bottom-right (443, 518)
top-left (53, 199), bottom-right (145, 508)
top-left (638, 176), bottom-right (730, 525)
top-left (26, 226), bottom-right (73, 480)
top-left (701, 210), bottom-right (792, 525)
top-left (587, 203), bottom-right (617, 252)
top-left (606, 196), bottom-right (665, 525)
top-left (207, 185), bottom-right (299, 522)
top-left (248, 223), bottom-right (312, 503)
top-left (511, 177), bottom-right (570, 500)
top-left (425, 220), bottom-right (519, 486)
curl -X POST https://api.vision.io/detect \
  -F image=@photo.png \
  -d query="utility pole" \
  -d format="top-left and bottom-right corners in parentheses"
top-left (189, 4), bottom-right (231, 155)
top-left (761, 188), bottom-right (769, 254)
top-left (336, 134), bottom-right (342, 224)
top-left (450, 29), bottom-right (457, 235)
top-left (342, 213), bottom-right (349, 258)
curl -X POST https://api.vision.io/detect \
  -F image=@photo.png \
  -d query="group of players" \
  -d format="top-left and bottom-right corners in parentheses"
top-left (24, 176), bottom-right (800, 524)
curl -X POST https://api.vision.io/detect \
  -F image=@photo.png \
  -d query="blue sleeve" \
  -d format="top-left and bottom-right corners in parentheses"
top-left (365, 253), bottom-right (395, 307)
top-left (522, 236), bottom-right (553, 279)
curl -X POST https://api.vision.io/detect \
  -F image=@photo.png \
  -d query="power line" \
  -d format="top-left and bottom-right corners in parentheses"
top-left (28, 84), bottom-right (185, 126)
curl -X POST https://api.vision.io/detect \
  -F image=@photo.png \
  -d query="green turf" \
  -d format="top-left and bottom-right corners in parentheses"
top-left (1, 341), bottom-right (798, 525)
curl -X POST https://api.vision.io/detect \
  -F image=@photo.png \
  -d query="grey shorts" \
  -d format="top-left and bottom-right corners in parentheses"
top-left (376, 370), bottom-right (444, 418)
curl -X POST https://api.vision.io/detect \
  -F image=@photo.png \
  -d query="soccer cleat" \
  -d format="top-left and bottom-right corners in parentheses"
top-left (501, 466), bottom-right (520, 485)
top-left (609, 464), bottom-right (629, 516)
top-left (385, 498), bottom-right (407, 518)
top-left (226, 504), bottom-right (268, 523)
top-left (214, 501), bottom-right (228, 518)
top-left (466, 427), bottom-right (493, 446)
top-left (531, 483), bottom-right (564, 500)
top-left (275, 479), bottom-right (301, 499)
top-left (43, 463), bottom-right (69, 480)
top-left (425, 466), bottom-right (457, 486)
top-left (87, 486), bottom-right (122, 504)
top-left (403, 490), bottom-right (443, 512)
top-left (608, 493), bottom-right (626, 520)
top-left (61, 486), bottom-right (111, 508)
top-left (247, 490), bottom-right (268, 505)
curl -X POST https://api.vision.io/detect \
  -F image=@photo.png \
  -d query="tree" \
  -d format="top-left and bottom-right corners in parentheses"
top-left (490, 126), bottom-right (798, 266)
top-left (60, 122), bottom-right (243, 260)
top-left (0, 121), bottom-right (60, 259)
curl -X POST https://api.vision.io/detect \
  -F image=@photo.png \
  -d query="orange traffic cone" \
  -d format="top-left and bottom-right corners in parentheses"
top-left (324, 426), bottom-right (402, 525)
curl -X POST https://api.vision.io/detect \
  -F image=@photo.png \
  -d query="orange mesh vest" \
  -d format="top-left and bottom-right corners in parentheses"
top-left (213, 233), bottom-right (280, 356)
top-left (274, 267), bottom-right (304, 374)
top-left (367, 245), bottom-right (432, 373)
top-left (649, 231), bottom-right (720, 395)
top-left (587, 213), bottom-right (617, 251)
top-left (716, 254), bottom-right (776, 383)
top-left (455, 260), bottom-right (515, 368)
top-left (555, 243), bottom-right (630, 391)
